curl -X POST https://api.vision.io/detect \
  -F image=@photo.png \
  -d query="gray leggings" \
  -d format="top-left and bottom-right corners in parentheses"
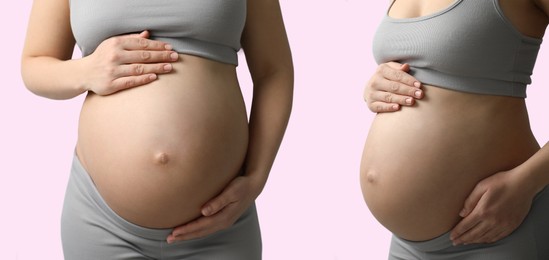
top-left (389, 186), bottom-right (549, 260)
top-left (61, 154), bottom-right (262, 260)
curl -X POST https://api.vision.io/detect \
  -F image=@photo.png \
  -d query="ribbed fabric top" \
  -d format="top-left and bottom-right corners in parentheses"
top-left (70, 0), bottom-right (246, 65)
top-left (373, 0), bottom-right (542, 98)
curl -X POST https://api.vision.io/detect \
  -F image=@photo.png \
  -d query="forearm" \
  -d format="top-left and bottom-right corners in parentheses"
top-left (21, 56), bottom-right (87, 100)
top-left (243, 72), bottom-right (293, 196)
top-left (517, 142), bottom-right (549, 194)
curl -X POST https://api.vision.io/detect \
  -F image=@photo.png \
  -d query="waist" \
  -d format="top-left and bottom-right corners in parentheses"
top-left (361, 85), bottom-right (540, 240)
top-left (75, 54), bottom-right (249, 228)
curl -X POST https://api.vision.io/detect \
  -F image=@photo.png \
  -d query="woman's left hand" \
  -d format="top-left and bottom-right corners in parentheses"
top-left (166, 176), bottom-right (260, 243)
top-left (450, 169), bottom-right (537, 245)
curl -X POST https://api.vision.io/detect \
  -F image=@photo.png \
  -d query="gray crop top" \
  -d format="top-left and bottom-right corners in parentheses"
top-left (70, 0), bottom-right (246, 65)
top-left (373, 0), bottom-right (542, 98)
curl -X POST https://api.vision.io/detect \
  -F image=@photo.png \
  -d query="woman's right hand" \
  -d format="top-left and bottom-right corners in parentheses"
top-left (82, 30), bottom-right (178, 95)
top-left (364, 62), bottom-right (424, 113)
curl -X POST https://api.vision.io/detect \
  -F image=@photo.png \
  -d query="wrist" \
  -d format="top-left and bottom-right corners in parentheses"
top-left (73, 56), bottom-right (91, 93)
top-left (244, 171), bottom-right (269, 197)
top-left (513, 165), bottom-right (547, 197)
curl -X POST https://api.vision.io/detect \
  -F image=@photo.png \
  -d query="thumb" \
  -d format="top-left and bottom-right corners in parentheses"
top-left (138, 30), bottom-right (150, 38)
top-left (400, 63), bottom-right (411, 72)
top-left (460, 184), bottom-right (486, 217)
top-left (120, 30), bottom-right (150, 39)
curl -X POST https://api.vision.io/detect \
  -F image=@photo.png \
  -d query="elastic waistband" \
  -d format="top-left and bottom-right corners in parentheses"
top-left (71, 153), bottom-right (173, 240)
top-left (394, 232), bottom-right (453, 252)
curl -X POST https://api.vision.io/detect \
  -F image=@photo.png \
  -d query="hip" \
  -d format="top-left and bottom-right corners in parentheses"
top-left (388, 186), bottom-right (549, 259)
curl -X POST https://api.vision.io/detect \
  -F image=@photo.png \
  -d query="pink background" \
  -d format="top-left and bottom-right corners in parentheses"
top-left (3, 1), bottom-right (549, 259)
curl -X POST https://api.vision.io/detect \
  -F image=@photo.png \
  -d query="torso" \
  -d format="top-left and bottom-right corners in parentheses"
top-left (77, 55), bottom-right (249, 228)
top-left (361, 0), bottom-right (548, 241)
top-left (70, 0), bottom-right (248, 229)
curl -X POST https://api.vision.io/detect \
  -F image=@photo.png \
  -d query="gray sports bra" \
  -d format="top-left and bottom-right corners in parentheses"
top-left (70, 0), bottom-right (246, 65)
top-left (373, 0), bottom-right (542, 98)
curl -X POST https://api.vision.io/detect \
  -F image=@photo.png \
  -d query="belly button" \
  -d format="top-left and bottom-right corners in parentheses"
top-left (365, 170), bottom-right (378, 184)
top-left (154, 152), bottom-right (170, 165)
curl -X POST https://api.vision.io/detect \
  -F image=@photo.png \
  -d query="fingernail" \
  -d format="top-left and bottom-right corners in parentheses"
top-left (392, 104), bottom-right (399, 110)
top-left (163, 64), bottom-right (172, 72)
top-left (414, 90), bottom-right (422, 98)
top-left (459, 209), bottom-right (467, 217)
top-left (165, 44), bottom-right (173, 50)
top-left (414, 81), bottom-right (421, 88)
top-left (170, 52), bottom-right (178, 60)
top-left (202, 206), bottom-right (211, 216)
top-left (405, 98), bottom-right (413, 105)
top-left (149, 74), bottom-right (157, 80)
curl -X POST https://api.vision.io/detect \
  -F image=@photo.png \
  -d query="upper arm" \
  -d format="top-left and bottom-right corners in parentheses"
top-left (240, 0), bottom-right (293, 83)
top-left (22, 0), bottom-right (76, 61)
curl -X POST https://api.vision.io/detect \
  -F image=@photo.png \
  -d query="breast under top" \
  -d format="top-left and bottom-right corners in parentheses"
top-left (372, 0), bottom-right (543, 98)
top-left (70, 0), bottom-right (246, 65)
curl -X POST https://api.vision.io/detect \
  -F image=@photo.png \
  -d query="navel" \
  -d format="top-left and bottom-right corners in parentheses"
top-left (364, 169), bottom-right (378, 184)
top-left (154, 152), bottom-right (170, 165)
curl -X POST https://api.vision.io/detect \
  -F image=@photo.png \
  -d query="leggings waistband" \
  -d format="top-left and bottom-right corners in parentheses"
top-left (394, 231), bottom-right (453, 252)
top-left (71, 153), bottom-right (174, 240)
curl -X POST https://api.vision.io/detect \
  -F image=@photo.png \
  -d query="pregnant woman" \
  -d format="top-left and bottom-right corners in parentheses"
top-left (21, 0), bottom-right (293, 259)
top-left (361, 0), bottom-right (549, 259)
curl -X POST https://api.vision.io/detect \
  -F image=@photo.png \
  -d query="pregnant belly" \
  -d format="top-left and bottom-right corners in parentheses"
top-left (360, 86), bottom-right (539, 241)
top-left (76, 55), bottom-right (248, 228)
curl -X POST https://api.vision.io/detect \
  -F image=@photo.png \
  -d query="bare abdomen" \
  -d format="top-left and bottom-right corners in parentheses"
top-left (360, 86), bottom-right (539, 241)
top-left (76, 55), bottom-right (249, 228)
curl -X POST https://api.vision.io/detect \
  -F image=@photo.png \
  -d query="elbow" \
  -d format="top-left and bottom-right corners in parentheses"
top-left (20, 64), bottom-right (48, 99)
top-left (251, 63), bottom-right (294, 115)
top-left (252, 62), bottom-right (294, 90)
top-left (273, 66), bottom-right (294, 91)
top-left (282, 63), bottom-right (294, 89)
top-left (20, 61), bottom-right (40, 96)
